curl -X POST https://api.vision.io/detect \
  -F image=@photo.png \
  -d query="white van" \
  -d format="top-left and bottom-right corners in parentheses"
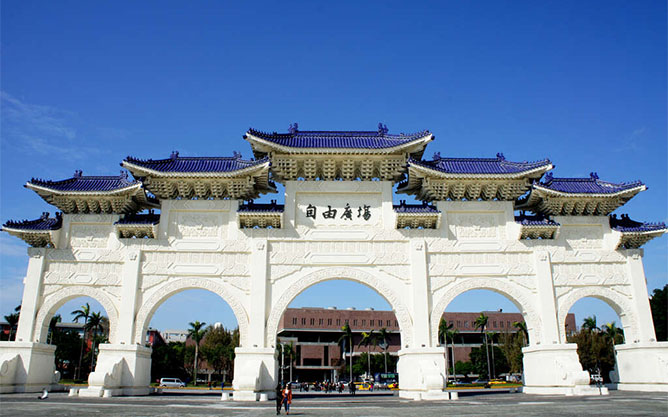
top-left (159, 378), bottom-right (186, 388)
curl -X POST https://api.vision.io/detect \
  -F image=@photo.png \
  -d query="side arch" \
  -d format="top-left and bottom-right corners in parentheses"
top-left (134, 277), bottom-right (250, 347)
top-left (265, 267), bottom-right (414, 348)
top-left (430, 278), bottom-right (541, 347)
top-left (34, 286), bottom-right (120, 344)
top-left (557, 286), bottom-right (637, 343)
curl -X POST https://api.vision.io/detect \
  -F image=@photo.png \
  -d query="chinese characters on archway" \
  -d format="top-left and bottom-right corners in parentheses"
top-left (305, 203), bottom-right (372, 221)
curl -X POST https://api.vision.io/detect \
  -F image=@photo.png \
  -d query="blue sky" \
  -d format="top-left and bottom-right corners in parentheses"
top-left (1, 1), bottom-right (666, 332)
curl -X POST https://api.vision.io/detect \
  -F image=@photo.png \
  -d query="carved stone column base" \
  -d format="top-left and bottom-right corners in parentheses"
top-left (397, 347), bottom-right (449, 401)
top-left (78, 343), bottom-right (152, 397)
top-left (232, 347), bottom-right (276, 401)
top-left (0, 342), bottom-right (57, 393)
top-left (522, 344), bottom-right (608, 396)
top-left (614, 342), bottom-right (668, 392)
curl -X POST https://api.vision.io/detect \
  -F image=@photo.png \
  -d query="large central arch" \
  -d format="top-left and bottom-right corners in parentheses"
top-left (265, 266), bottom-right (414, 348)
top-left (133, 277), bottom-right (250, 347)
top-left (429, 277), bottom-right (541, 347)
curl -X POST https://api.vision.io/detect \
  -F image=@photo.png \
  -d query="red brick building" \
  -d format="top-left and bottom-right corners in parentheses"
top-left (277, 307), bottom-right (576, 381)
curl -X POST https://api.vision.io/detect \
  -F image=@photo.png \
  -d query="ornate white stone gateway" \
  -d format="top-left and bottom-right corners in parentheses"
top-left (1, 124), bottom-right (666, 400)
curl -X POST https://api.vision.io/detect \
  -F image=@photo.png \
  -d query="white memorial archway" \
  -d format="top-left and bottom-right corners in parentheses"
top-left (1, 125), bottom-right (666, 399)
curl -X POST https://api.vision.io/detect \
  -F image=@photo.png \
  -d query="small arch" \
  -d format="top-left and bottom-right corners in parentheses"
top-left (266, 267), bottom-right (413, 348)
top-left (430, 278), bottom-right (541, 347)
top-left (558, 287), bottom-right (637, 343)
top-left (34, 286), bottom-right (119, 344)
top-left (134, 277), bottom-right (249, 347)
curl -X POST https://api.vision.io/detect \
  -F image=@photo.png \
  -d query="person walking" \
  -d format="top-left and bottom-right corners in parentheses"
top-left (282, 383), bottom-right (293, 415)
top-left (275, 383), bottom-right (283, 415)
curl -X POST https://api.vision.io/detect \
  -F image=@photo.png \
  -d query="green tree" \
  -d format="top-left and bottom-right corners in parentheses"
top-left (201, 325), bottom-right (238, 384)
top-left (86, 312), bottom-right (106, 372)
top-left (52, 329), bottom-right (83, 379)
top-left (151, 341), bottom-right (188, 382)
top-left (377, 327), bottom-right (391, 373)
top-left (499, 330), bottom-right (525, 374)
top-left (337, 323), bottom-right (354, 382)
top-left (474, 313), bottom-right (492, 380)
top-left (568, 327), bottom-right (616, 382)
top-left (438, 318), bottom-right (459, 379)
top-left (188, 321), bottom-right (207, 385)
top-left (71, 303), bottom-right (91, 380)
top-left (582, 315), bottom-right (598, 332)
top-left (470, 345), bottom-right (509, 379)
top-left (512, 321), bottom-right (529, 344)
top-left (358, 330), bottom-right (378, 378)
top-left (650, 285), bottom-right (667, 341)
top-left (48, 314), bottom-right (62, 344)
top-left (601, 322), bottom-right (624, 345)
top-left (454, 361), bottom-right (474, 379)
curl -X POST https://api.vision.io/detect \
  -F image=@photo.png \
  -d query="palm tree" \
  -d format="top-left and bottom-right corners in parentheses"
top-left (71, 303), bottom-right (91, 380)
top-left (582, 315), bottom-right (598, 332)
top-left (337, 323), bottom-right (354, 382)
top-left (474, 313), bottom-right (491, 380)
top-left (48, 314), bottom-right (62, 344)
top-left (188, 321), bottom-right (207, 385)
top-left (358, 330), bottom-right (377, 378)
top-left (438, 318), bottom-right (460, 381)
top-left (86, 312), bottom-right (105, 372)
top-left (602, 322), bottom-right (624, 345)
top-left (377, 327), bottom-right (391, 373)
top-left (512, 321), bottom-right (529, 345)
top-left (4, 313), bottom-right (19, 341)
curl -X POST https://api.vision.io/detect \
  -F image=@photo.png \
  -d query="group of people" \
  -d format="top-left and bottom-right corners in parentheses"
top-left (295, 380), bottom-right (345, 393)
top-left (274, 383), bottom-right (293, 415)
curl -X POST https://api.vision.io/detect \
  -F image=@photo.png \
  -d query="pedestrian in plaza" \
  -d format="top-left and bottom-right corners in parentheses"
top-left (275, 383), bottom-right (283, 415)
top-left (282, 383), bottom-right (293, 415)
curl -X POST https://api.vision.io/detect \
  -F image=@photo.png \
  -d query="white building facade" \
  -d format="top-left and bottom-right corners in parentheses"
top-left (1, 124), bottom-right (666, 400)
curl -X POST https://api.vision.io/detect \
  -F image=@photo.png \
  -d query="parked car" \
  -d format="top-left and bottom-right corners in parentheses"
top-left (159, 378), bottom-right (186, 388)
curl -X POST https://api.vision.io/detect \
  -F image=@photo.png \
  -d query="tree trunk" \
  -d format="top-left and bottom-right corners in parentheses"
top-left (194, 344), bottom-right (199, 386)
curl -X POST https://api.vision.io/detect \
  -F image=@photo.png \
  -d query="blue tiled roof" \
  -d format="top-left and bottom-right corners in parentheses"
top-left (609, 214), bottom-right (666, 233)
top-left (393, 201), bottom-right (439, 213)
top-left (515, 212), bottom-right (559, 226)
top-left (3, 212), bottom-right (62, 231)
top-left (123, 152), bottom-right (270, 173)
top-left (538, 172), bottom-right (644, 194)
top-left (27, 171), bottom-right (138, 192)
top-left (408, 153), bottom-right (551, 175)
top-left (238, 200), bottom-right (284, 213)
top-left (245, 125), bottom-right (431, 149)
top-left (115, 212), bottom-right (160, 225)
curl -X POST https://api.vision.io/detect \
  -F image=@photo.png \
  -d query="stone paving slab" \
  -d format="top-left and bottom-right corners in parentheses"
top-left (1, 390), bottom-right (666, 416)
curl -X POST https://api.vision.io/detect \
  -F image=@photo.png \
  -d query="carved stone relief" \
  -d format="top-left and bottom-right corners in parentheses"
top-left (551, 263), bottom-right (628, 286)
top-left (69, 224), bottom-right (110, 248)
top-left (448, 213), bottom-right (502, 239)
top-left (171, 212), bottom-right (223, 239)
top-left (44, 261), bottom-right (122, 286)
top-left (559, 225), bottom-right (603, 249)
top-left (268, 241), bottom-right (408, 265)
top-left (428, 252), bottom-right (533, 276)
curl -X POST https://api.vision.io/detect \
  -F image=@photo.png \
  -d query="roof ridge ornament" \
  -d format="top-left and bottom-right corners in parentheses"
top-left (496, 152), bottom-right (506, 161)
top-left (120, 170), bottom-right (128, 180)
top-left (73, 170), bottom-right (83, 178)
top-left (543, 172), bottom-right (554, 183)
top-left (233, 151), bottom-right (242, 159)
top-left (288, 123), bottom-right (299, 134)
top-left (433, 152), bottom-right (442, 161)
top-left (170, 151), bottom-right (179, 161)
top-left (590, 172), bottom-right (599, 180)
top-left (377, 123), bottom-right (389, 135)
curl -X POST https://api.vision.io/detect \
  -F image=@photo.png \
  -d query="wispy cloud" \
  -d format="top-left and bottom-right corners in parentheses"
top-left (1, 91), bottom-right (107, 161)
top-left (612, 127), bottom-right (646, 153)
top-left (0, 234), bottom-right (28, 257)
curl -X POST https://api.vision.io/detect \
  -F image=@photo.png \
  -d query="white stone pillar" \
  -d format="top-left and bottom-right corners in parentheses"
top-left (624, 250), bottom-right (656, 343)
top-left (409, 240), bottom-right (430, 348)
top-left (533, 251), bottom-right (560, 345)
top-left (521, 251), bottom-right (606, 395)
top-left (248, 240), bottom-right (269, 348)
top-left (231, 239), bottom-right (275, 401)
top-left (117, 250), bottom-right (141, 345)
top-left (79, 344), bottom-right (152, 397)
top-left (0, 342), bottom-right (58, 393)
top-left (15, 248), bottom-right (47, 343)
top-left (397, 348), bottom-right (448, 400)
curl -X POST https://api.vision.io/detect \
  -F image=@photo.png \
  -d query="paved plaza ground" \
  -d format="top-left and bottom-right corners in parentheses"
top-left (1, 389), bottom-right (667, 416)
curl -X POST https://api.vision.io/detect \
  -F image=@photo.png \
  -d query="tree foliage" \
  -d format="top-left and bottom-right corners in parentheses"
top-left (498, 331), bottom-right (525, 374)
top-left (568, 318), bottom-right (620, 383)
top-left (650, 285), bottom-right (667, 341)
top-left (469, 344), bottom-right (508, 379)
top-left (151, 342), bottom-right (188, 382)
top-left (201, 325), bottom-right (239, 383)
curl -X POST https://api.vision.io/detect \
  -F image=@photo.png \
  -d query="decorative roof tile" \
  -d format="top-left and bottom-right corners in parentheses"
top-left (515, 212), bottom-right (560, 226)
top-left (123, 152), bottom-right (270, 174)
top-left (245, 123), bottom-right (431, 150)
top-left (2, 212), bottom-right (62, 231)
top-left (393, 201), bottom-right (440, 213)
top-left (537, 172), bottom-right (645, 195)
top-left (27, 170), bottom-right (138, 192)
top-left (609, 214), bottom-right (666, 233)
top-left (115, 212), bottom-right (161, 225)
top-left (409, 153), bottom-right (551, 176)
top-left (238, 200), bottom-right (284, 213)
